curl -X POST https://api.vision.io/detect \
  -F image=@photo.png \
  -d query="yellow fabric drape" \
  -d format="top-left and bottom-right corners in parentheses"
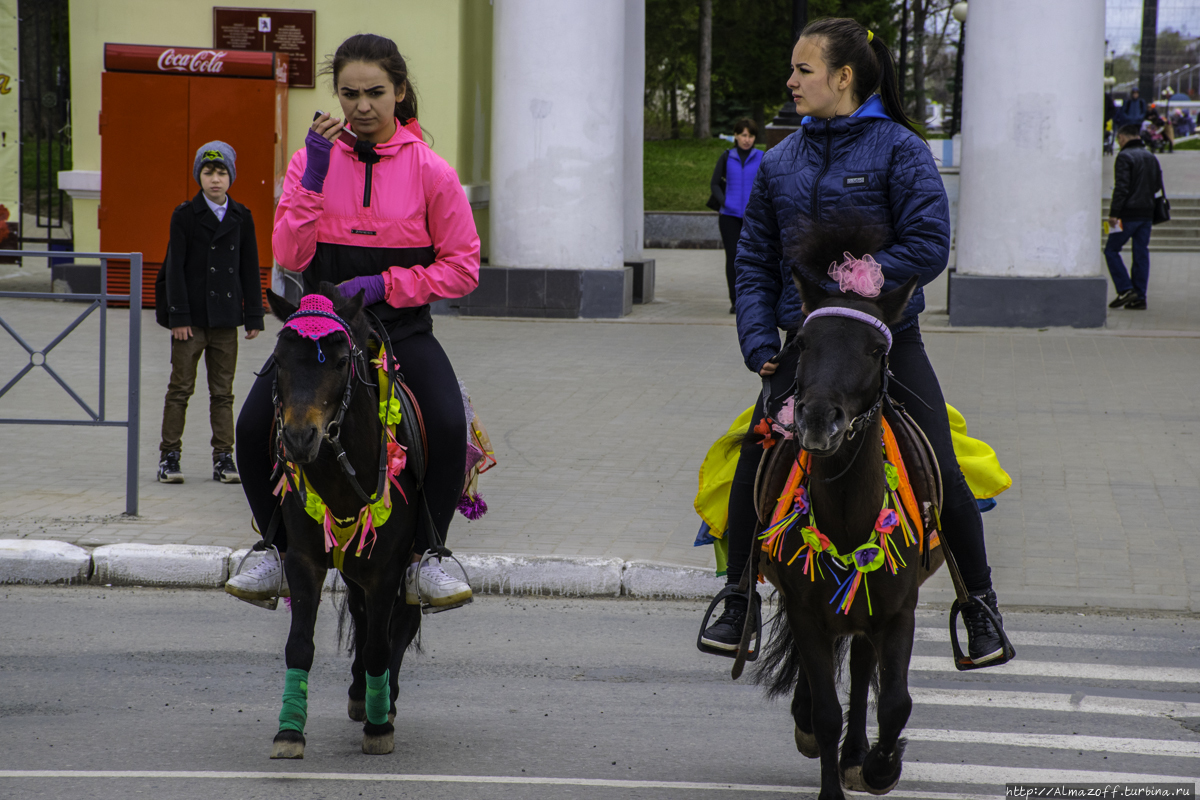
top-left (694, 403), bottom-right (1010, 542)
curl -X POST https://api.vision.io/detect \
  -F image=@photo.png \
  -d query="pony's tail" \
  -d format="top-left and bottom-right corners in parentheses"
top-left (786, 214), bottom-right (889, 288)
top-left (752, 601), bottom-right (855, 699)
top-left (752, 603), bottom-right (803, 699)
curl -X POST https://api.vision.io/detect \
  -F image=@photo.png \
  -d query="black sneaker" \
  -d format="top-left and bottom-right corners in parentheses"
top-left (960, 588), bottom-right (1006, 665)
top-left (158, 451), bottom-right (183, 484)
top-left (1124, 296), bottom-right (1147, 310)
top-left (1108, 289), bottom-right (1138, 308)
top-left (213, 453), bottom-right (241, 484)
top-left (701, 594), bottom-right (748, 651)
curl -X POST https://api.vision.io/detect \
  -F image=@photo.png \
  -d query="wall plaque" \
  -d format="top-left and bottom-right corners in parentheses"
top-left (213, 7), bottom-right (315, 88)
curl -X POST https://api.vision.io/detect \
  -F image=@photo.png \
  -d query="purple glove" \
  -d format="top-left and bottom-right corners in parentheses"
top-left (301, 129), bottom-right (334, 193)
top-left (338, 274), bottom-right (386, 306)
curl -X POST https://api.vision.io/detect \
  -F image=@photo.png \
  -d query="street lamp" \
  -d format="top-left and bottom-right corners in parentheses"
top-left (949, 3), bottom-right (967, 137)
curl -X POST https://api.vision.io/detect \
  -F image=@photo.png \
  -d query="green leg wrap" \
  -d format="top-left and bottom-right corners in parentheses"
top-left (278, 668), bottom-right (309, 733)
top-left (365, 670), bottom-right (390, 726)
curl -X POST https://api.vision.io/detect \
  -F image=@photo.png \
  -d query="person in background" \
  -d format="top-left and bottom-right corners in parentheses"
top-left (1106, 123), bottom-right (1163, 311)
top-left (711, 118), bottom-right (763, 313)
top-left (157, 141), bottom-right (263, 485)
top-left (1121, 88), bottom-right (1147, 127)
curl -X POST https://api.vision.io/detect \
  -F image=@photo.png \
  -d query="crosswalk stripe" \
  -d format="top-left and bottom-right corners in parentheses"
top-left (902, 762), bottom-right (1197, 787)
top-left (896, 728), bottom-right (1200, 757)
top-left (1, 768), bottom-right (1191, 795)
top-left (909, 655), bottom-right (1200, 684)
top-left (0, 769), bottom-right (990, 797)
top-left (910, 687), bottom-right (1200, 717)
top-left (913, 627), bottom-right (1192, 652)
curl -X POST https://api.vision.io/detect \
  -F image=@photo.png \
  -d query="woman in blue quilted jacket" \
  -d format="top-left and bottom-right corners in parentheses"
top-left (701, 17), bottom-right (1011, 668)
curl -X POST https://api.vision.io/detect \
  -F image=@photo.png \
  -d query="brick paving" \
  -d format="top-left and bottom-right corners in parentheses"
top-left (2, 247), bottom-right (1199, 610)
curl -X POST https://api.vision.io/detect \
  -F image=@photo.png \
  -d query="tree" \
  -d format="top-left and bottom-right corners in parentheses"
top-left (646, 0), bottom-right (698, 139)
top-left (696, 0), bottom-right (713, 138)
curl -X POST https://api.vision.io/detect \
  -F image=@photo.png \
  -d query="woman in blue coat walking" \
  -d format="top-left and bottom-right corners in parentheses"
top-left (711, 118), bottom-right (764, 312)
top-left (700, 18), bottom-right (1011, 668)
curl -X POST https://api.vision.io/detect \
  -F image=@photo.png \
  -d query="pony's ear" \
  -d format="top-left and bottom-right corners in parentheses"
top-left (334, 288), bottom-right (364, 322)
top-left (876, 275), bottom-right (919, 326)
top-left (793, 271), bottom-right (831, 311)
top-left (267, 289), bottom-right (297, 322)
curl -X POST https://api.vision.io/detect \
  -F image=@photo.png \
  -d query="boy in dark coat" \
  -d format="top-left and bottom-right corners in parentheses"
top-left (158, 141), bottom-right (264, 484)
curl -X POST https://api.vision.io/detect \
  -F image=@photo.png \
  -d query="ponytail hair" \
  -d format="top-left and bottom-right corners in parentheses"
top-left (322, 34), bottom-right (419, 124)
top-left (800, 18), bottom-right (925, 141)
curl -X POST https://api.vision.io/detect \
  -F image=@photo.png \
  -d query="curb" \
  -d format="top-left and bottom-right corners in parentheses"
top-left (1, 540), bottom-right (721, 598)
top-left (0, 539), bottom-right (91, 584)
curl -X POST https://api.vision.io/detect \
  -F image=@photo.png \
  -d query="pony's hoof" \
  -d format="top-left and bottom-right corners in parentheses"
top-left (362, 721), bottom-right (394, 755)
top-left (794, 725), bottom-right (819, 758)
top-left (841, 765), bottom-right (866, 791)
top-left (348, 698), bottom-right (366, 722)
top-left (270, 730), bottom-right (305, 759)
top-left (860, 774), bottom-right (900, 795)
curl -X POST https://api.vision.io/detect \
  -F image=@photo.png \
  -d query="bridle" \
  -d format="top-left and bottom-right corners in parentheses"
top-left (271, 306), bottom-right (395, 511)
top-left (792, 305), bottom-right (893, 483)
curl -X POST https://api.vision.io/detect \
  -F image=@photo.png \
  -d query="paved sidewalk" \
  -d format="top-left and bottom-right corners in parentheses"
top-left (2, 249), bottom-right (1199, 610)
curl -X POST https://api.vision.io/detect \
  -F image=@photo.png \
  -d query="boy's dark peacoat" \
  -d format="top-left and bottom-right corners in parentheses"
top-left (161, 192), bottom-right (265, 330)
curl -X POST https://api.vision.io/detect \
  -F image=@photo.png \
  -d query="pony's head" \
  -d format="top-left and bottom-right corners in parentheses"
top-left (267, 283), bottom-right (369, 464)
top-left (785, 218), bottom-right (917, 455)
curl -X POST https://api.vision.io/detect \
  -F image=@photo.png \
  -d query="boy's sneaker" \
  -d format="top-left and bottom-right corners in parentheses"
top-left (405, 559), bottom-right (473, 608)
top-left (213, 453), bottom-right (240, 484)
top-left (225, 555), bottom-right (289, 601)
top-left (1108, 289), bottom-right (1138, 308)
top-left (158, 451), bottom-right (184, 483)
top-left (960, 588), bottom-right (1006, 665)
top-left (1124, 296), bottom-right (1147, 310)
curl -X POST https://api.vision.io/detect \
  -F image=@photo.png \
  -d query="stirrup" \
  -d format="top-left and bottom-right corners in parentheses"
top-left (948, 596), bottom-right (1017, 671)
top-left (696, 584), bottom-right (761, 661)
top-left (415, 549), bottom-right (473, 615)
top-left (228, 543), bottom-right (284, 611)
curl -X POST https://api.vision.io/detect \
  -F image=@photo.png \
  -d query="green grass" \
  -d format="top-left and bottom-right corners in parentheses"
top-left (1176, 137), bottom-right (1200, 151)
top-left (644, 139), bottom-right (764, 212)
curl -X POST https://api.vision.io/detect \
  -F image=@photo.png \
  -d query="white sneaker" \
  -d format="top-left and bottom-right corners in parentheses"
top-left (226, 554), bottom-right (290, 601)
top-left (405, 560), bottom-right (472, 607)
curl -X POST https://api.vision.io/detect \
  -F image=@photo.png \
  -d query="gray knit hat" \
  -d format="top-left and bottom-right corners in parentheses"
top-left (193, 141), bottom-right (237, 185)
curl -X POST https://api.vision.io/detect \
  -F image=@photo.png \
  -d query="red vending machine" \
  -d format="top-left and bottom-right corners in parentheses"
top-left (99, 44), bottom-right (289, 306)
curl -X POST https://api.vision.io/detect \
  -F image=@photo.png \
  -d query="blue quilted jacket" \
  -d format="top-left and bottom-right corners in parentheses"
top-left (733, 94), bottom-right (950, 374)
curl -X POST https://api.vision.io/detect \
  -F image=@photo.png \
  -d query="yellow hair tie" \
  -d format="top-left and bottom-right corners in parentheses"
top-left (867, 30), bottom-right (874, 43)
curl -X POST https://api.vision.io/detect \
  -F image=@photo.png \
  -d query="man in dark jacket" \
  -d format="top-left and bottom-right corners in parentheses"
top-left (158, 141), bottom-right (264, 483)
top-left (1105, 124), bottom-right (1162, 310)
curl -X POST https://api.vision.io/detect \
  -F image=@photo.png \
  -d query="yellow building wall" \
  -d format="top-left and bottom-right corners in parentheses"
top-left (69, 0), bottom-right (491, 253)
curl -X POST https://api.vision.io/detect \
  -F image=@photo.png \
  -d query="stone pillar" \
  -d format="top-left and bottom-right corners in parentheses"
top-left (478, 0), bottom-right (631, 318)
top-left (950, 0), bottom-right (1106, 327)
top-left (623, 0), bottom-right (654, 303)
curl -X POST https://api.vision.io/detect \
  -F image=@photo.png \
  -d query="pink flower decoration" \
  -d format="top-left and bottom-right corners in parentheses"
top-left (876, 508), bottom-right (898, 534)
top-left (828, 252), bottom-right (885, 298)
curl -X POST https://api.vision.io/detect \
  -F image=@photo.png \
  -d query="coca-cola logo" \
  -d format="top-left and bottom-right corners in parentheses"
top-left (156, 48), bottom-right (227, 74)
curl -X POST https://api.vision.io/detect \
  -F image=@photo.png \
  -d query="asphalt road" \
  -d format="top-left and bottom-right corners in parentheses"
top-left (0, 588), bottom-right (1197, 799)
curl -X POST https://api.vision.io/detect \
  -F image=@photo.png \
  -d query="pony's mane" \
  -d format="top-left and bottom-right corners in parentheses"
top-left (787, 215), bottom-right (889, 290)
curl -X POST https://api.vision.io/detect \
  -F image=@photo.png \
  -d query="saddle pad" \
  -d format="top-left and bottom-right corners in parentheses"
top-left (882, 401), bottom-right (942, 526)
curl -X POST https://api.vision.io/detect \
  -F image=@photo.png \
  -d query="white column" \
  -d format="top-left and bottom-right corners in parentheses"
top-left (623, 0), bottom-right (645, 261)
top-left (951, 0), bottom-right (1106, 326)
top-left (490, 0), bottom-right (626, 272)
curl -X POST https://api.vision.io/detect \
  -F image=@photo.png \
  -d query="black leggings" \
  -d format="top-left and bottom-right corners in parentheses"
top-left (237, 331), bottom-right (467, 553)
top-left (719, 214), bottom-right (743, 307)
top-left (724, 322), bottom-right (992, 594)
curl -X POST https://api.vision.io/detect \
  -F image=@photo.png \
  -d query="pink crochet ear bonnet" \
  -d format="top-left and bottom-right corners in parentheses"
top-left (282, 294), bottom-right (352, 344)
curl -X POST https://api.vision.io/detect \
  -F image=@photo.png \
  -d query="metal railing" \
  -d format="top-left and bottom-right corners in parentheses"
top-left (0, 251), bottom-right (142, 515)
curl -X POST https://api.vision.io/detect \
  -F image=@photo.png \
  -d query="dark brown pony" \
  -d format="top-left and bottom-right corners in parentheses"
top-left (751, 224), bottom-right (945, 799)
top-left (265, 284), bottom-right (423, 758)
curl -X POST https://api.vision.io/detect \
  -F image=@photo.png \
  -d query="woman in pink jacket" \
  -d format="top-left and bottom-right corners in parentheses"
top-left (228, 34), bottom-right (479, 607)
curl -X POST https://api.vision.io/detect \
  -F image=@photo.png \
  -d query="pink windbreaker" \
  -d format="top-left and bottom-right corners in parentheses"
top-left (272, 118), bottom-right (480, 308)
